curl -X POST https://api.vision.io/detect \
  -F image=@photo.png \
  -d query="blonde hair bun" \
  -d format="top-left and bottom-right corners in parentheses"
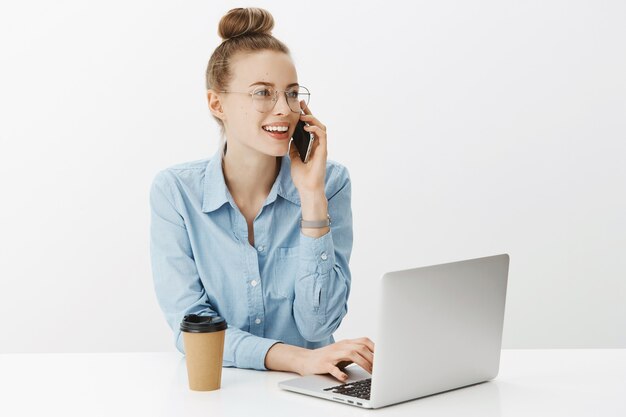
top-left (218, 7), bottom-right (275, 42)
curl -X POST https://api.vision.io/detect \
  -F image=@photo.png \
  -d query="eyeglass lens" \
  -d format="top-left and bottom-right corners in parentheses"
top-left (251, 86), bottom-right (310, 113)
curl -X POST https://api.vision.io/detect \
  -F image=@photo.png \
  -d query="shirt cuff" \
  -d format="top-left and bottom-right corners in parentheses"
top-left (235, 333), bottom-right (283, 371)
top-left (299, 229), bottom-right (336, 275)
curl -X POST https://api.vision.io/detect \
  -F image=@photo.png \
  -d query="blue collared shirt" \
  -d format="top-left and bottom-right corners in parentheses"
top-left (149, 148), bottom-right (353, 370)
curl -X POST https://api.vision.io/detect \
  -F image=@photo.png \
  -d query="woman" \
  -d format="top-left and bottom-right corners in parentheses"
top-left (150, 7), bottom-right (373, 382)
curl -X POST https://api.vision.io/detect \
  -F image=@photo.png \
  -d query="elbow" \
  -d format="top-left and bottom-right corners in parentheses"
top-left (296, 307), bottom-right (347, 342)
top-left (298, 324), bottom-right (334, 343)
top-left (293, 273), bottom-right (351, 342)
top-left (175, 331), bottom-right (186, 355)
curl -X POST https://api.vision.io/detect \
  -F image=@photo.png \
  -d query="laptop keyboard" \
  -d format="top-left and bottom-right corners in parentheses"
top-left (323, 378), bottom-right (371, 400)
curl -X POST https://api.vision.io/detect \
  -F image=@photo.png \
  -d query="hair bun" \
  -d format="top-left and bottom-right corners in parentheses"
top-left (218, 7), bottom-right (274, 42)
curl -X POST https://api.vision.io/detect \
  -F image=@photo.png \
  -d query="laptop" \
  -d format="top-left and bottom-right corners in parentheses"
top-left (279, 253), bottom-right (510, 409)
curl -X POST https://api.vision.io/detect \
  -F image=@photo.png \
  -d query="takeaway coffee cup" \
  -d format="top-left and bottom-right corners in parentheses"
top-left (180, 314), bottom-right (228, 391)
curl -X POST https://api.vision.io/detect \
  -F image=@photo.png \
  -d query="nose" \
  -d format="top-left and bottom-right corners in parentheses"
top-left (272, 91), bottom-right (292, 114)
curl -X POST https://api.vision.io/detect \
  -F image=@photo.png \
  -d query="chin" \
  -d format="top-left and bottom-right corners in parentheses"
top-left (256, 146), bottom-right (287, 158)
top-left (266, 141), bottom-right (291, 157)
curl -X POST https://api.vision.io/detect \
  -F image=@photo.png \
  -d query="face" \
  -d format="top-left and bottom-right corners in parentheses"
top-left (208, 50), bottom-right (302, 158)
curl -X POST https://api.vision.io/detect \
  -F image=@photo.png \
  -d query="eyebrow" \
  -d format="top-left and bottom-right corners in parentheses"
top-left (249, 81), bottom-right (300, 88)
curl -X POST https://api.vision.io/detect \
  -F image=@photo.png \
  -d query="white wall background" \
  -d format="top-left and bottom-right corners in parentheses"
top-left (1, 0), bottom-right (624, 353)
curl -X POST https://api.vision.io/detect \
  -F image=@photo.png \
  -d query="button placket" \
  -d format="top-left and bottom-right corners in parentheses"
top-left (243, 231), bottom-right (264, 335)
top-left (250, 209), bottom-right (270, 334)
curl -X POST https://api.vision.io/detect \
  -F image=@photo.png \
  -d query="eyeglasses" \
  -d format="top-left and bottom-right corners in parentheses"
top-left (219, 85), bottom-right (310, 113)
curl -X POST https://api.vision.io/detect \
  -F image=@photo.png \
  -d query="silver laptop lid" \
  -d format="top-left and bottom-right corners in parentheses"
top-left (370, 253), bottom-right (509, 408)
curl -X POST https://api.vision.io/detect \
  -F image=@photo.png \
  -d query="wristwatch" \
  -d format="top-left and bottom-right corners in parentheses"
top-left (301, 213), bottom-right (331, 229)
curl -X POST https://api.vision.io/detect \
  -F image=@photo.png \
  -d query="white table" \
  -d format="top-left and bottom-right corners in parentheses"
top-left (1, 350), bottom-right (624, 416)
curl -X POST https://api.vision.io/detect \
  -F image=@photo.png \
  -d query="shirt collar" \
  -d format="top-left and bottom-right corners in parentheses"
top-left (202, 147), bottom-right (300, 213)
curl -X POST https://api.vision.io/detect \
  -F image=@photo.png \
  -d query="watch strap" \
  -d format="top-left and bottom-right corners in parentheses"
top-left (301, 213), bottom-right (331, 228)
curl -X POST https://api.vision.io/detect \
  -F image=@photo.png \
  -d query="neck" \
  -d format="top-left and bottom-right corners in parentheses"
top-left (221, 139), bottom-right (281, 206)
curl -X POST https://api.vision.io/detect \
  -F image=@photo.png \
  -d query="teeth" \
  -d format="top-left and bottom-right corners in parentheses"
top-left (263, 125), bottom-right (288, 132)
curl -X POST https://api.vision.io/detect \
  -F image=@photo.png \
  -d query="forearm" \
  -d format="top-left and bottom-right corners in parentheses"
top-left (264, 342), bottom-right (309, 375)
top-left (293, 167), bottom-right (352, 340)
top-left (299, 189), bottom-right (330, 238)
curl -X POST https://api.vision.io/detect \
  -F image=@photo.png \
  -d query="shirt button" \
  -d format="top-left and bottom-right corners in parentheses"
top-left (255, 318), bottom-right (261, 324)
top-left (320, 252), bottom-right (328, 261)
top-left (257, 245), bottom-right (264, 252)
top-left (251, 280), bottom-right (258, 287)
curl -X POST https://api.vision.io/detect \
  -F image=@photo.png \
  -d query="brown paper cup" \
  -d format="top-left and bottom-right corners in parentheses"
top-left (180, 315), bottom-right (228, 391)
top-left (182, 330), bottom-right (225, 391)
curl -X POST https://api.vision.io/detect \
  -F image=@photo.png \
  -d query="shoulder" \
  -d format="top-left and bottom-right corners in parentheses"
top-left (150, 158), bottom-right (210, 198)
top-left (324, 159), bottom-right (351, 197)
top-left (325, 158), bottom-right (350, 180)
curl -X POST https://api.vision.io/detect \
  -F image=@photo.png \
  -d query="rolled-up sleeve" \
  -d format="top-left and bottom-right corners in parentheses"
top-left (149, 171), bottom-right (281, 370)
top-left (293, 165), bottom-right (353, 341)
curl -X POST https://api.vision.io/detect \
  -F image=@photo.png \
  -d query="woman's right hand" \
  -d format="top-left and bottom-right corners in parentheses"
top-left (297, 337), bottom-right (375, 382)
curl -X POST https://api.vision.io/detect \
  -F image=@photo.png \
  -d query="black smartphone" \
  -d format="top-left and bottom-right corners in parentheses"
top-left (291, 119), bottom-right (314, 163)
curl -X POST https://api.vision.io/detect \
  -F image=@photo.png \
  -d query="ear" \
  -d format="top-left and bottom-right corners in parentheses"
top-left (207, 89), bottom-right (226, 121)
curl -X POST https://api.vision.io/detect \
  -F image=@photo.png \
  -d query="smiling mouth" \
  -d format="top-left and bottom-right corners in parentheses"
top-left (262, 126), bottom-right (290, 133)
top-left (261, 127), bottom-right (290, 139)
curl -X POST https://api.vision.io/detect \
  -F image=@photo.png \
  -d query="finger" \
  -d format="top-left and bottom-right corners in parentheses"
top-left (338, 348), bottom-right (372, 373)
top-left (343, 349), bottom-right (373, 374)
top-left (328, 365), bottom-right (348, 382)
top-left (356, 348), bottom-right (375, 373)
top-left (303, 125), bottom-right (327, 148)
top-left (352, 339), bottom-right (374, 368)
top-left (356, 337), bottom-right (376, 353)
top-left (299, 114), bottom-right (326, 132)
top-left (300, 100), bottom-right (312, 115)
top-left (353, 344), bottom-right (374, 366)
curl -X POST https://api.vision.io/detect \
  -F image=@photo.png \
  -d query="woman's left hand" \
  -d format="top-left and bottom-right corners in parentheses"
top-left (289, 100), bottom-right (327, 194)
